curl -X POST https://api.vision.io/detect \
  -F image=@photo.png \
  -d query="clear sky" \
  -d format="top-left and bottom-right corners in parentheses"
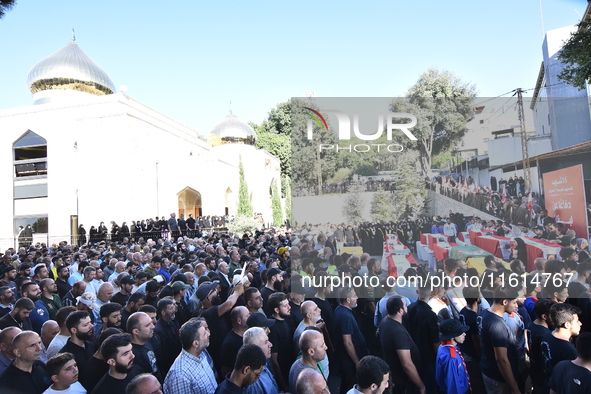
top-left (0, 0), bottom-right (586, 137)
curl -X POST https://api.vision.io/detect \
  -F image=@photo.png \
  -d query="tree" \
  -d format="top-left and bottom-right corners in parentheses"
top-left (290, 99), bottom-right (338, 191)
top-left (392, 163), bottom-right (426, 220)
top-left (390, 69), bottom-right (476, 177)
top-left (558, 21), bottom-right (591, 90)
top-left (342, 181), bottom-right (366, 223)
top-left (371, 188), bottom-right (396, 222)
top-left (237, 156), bottom-right (253, 218)
top-left (0, 0), bottom-right (16, 19)
top-left (271, 180), bottom-right (283, 226)
top-left (283, 176), bottom-right (293, 226)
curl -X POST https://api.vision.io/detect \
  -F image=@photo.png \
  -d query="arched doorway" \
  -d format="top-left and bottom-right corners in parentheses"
top-left (178, 187), bottom-right (202, 218)
top-left (224, 187), bottom-right (233, 216)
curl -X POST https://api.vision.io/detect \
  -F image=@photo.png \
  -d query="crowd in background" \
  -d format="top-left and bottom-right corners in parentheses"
top-left (0, 206), bottom-right (591, 393)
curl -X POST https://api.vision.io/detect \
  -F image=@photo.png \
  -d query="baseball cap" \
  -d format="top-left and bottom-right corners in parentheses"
top-left (196, 281), bottom-right (219, 301)
top-left (247, 312), bottom-right (275, 328)
top-left (171, 281), bottom-right (191, 293)
top-left (338, 264), bottom-right (353, 273)
top-left (278, 247), bottom-right (290, 256)
top-left (267, 268), bottom-right (282, 278)
top-left (120, 276), bottom-right (136, 285)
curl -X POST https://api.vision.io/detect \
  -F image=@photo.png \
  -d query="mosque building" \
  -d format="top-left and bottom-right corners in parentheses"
top-left (0, 38), bottom-right (282, 248)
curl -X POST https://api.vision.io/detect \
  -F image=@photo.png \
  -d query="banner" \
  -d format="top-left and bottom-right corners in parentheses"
top-left (542, 164), bottom-right (588, 240)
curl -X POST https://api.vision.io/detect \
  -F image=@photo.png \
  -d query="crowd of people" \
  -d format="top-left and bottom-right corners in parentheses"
top-left (0, 208), bottom-right (591, 394)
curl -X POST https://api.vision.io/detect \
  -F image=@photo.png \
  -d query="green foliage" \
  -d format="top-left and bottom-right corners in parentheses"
top-left (354, 163), bottom-right (379, 176)
top-left (371, 188), bottom-right (396, 222)
top-left (271, 180), bottom-right (283, 226)
top-left (342, 181), bottom-right (366, 223)
top-left (330, 168), bottom-right (352, 183)
top-left (227, 215), bottom-right (261, 235)
top-left (392, 163), bottom-right (426, 220)
top-left (290, 99), bottom-right (339, 190)
top-left (237, 156), bottom-right (253, 218)
top-left (558, 21), bottom-right (591, 90)
top-left (390, 68), bottom-right (477, 177)
top-left (283, 176), bottom-right (293, 225)
top-left (252, 102), bottom-right (291, 180)
top-left (431, 151), bottom-right (453, 169)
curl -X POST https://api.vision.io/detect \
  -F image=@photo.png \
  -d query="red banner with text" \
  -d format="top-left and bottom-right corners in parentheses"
top-left (542, 164), bottom-right (588, 240)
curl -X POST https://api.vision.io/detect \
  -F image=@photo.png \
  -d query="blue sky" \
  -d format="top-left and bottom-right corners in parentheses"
top-left (0, 0), bottom-right (586, 136)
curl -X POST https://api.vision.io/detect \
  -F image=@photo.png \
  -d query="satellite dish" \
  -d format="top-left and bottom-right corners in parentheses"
top-left (119, 85), bottom-right (128, 93)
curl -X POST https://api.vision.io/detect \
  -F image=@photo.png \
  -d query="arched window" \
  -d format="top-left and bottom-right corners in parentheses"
top-left (13, 130), bottom-right (47, 178)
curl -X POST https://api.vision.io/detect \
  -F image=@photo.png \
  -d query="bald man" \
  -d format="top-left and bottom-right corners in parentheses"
top-left (0, 330), bottom-right (51, 393)
top-left (296, 369), bottom-right (329, 394)
top-left (289, 329), bottom-right (328, 394)
top-left (39, 320), bottom-right (59, 363)
top-left (126, 373), bottom-right (163, 394)
top-left (0, 326), bottom-right (21, 374)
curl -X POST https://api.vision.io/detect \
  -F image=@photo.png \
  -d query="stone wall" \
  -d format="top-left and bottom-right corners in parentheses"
top-left (427, 190), bottom-right (497, 221)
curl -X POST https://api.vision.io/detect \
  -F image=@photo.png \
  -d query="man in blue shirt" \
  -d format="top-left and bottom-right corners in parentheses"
top-left (334, 287), bottom-right (368, 394)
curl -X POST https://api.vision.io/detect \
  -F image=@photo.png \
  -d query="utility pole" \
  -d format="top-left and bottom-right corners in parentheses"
top-left (515, 88), bottom-right (532, 194)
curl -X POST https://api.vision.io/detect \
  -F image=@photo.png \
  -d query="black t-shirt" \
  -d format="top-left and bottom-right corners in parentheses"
top-left (220, 330), bottom-right (244, 371)
top-left (260, 287), bottom-right (276, 317)
top-left (268, 318), bottom-right (295, 383)
top-left (60, 339), bottom-right (95, 389)
top-left (379, 317), bottom-right (421, 386)
top-left (82, 356), bottom-right (108, 392)
top-left (110, 292), bottom-right (130, 307)
top-left (202, 305), bottom-right (229, 374)
top-left (288, 301), bottom-right (303, 326)
top-left (333, 305), bottom-right (368, 361)
top-left (0, 360), bottom-right (51, 394)
top-left (527, 322), bottom-right (551, 383)
top-left (541, 332), bottom-right (577, 377)
top-left (407, 300), bottom-right (439, 366)
top-left (130, 342), bottom-right (163, 382)
top-left (478, 308), bottom-right (519, 382)
top-left (55, 278), bottom-right (71, 299)
top-left (548, 360), bottom-right (591, 394)
top-left (91, 372), bottom-right (133, 394)
top-left (459, 307), bottom-right (479, 359)
top-left (568, 282), bottom-right (587, 308)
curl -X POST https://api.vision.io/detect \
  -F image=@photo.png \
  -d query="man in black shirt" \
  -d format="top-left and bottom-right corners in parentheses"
top-left (268, 292), bottom-right (295, 392)
top-left (541, 303), bottom-right (581, 391)
top-left (261, 268), bottom-right (282, 317)
top-left (527, 298), bottom-right (555, 394)
top-left (120, 291), bottom-right (145, 331)
top-left (128, 312), bottom-right (163, 383)
top-left (0, 296), bottom-right (34, 330)
top-left (220, 306), bottom-right (250, 377)
top-left (59, 311), bottom-right (95, 390)
top-left (153, 299), bottom-right (181, 376)
top-left (0, 331), bottom-right (51, 394)
top-left (549, 332), bottom-right (591, 394)
top-left (407, 284), bottom-right (440, 394)
top-left (459, 286), bottom-right (486, 394)
top-left (55, 265), bottom-right (71, 300)
top-left (110, 276), bottom-right (135, 307)
top-left (200, 280), bottom-right (244, 377)
top-left (477, 286), bottom-right (521, 394)
top-left (92, 333), bottom-right (135, 394)
top-left (379, 297), bottom-right (425, 394)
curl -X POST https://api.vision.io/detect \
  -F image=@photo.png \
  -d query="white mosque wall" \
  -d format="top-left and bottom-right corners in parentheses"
top-left (0, 93), bottom-right (282, 243)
